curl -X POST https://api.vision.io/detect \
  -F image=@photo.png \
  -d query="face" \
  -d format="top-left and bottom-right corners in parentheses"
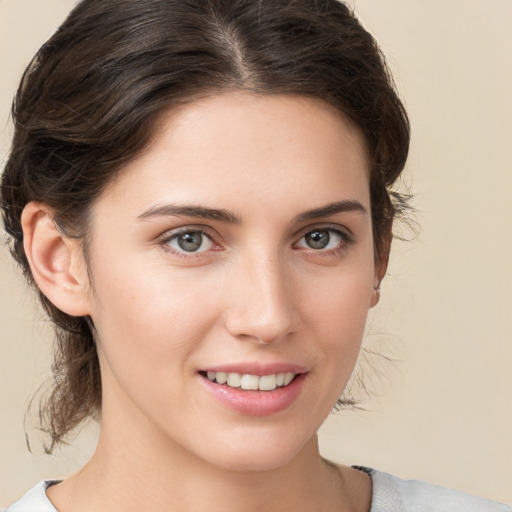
top-left (82, 93), bottom-right (381, 472)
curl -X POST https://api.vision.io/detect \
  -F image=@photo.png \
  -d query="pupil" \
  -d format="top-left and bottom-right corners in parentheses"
top-left (178, 232), bottom-right (202, 251)
top-left (306, 230), bottom-right (329, 249)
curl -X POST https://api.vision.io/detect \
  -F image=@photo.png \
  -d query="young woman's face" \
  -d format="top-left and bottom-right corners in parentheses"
top-left (84, 93), bottom-right (380, 471)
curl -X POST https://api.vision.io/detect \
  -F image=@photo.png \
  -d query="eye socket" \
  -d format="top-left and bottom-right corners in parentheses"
top-left (166, 230), bottom-right (214, 253)
top-left (295, 228), bottom-right (348, 251)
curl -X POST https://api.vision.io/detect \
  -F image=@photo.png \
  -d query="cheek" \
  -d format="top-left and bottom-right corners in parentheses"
top-left (89, 254), bottom-right (220, 380)
top-left (87, 257), bottom-right (227, 431)
top-left (300, 257), bottom-right (375, 383)
top-left (303, 256), bottom-right (374, 337)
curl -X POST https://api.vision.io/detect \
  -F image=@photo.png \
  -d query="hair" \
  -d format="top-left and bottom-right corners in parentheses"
top-left (1, 0), bottom-right (409, 452)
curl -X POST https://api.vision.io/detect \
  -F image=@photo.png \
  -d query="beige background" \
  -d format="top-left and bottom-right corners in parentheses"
top-left (1, 0), bottom-right (511, 506)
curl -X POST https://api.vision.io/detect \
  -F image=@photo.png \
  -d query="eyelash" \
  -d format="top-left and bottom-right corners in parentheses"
top-left (159, 227), bottom-right (221, 260)
top-left (293, 226), bottom-right (353, 257)
top-left (158, 226), bottom-right (353, 259)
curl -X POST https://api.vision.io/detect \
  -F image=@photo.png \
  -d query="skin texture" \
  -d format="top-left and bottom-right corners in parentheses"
top-left (22, 93), bottom-right (383, 511)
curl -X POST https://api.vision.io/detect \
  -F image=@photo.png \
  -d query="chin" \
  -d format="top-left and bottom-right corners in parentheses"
top-left (208, 450), bottom-right (300, 474)
top-left (193, 425), bottom-right (317, 474)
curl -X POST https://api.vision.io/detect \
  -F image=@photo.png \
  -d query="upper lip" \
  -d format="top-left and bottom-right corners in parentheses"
top-left (200, 362), bottom-right (308, 376)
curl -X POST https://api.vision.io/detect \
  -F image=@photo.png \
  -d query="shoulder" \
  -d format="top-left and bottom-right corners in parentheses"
top-left (4, 481), bottom-right (59, 512)
top-left (358, 467), bottom-right (511, 512)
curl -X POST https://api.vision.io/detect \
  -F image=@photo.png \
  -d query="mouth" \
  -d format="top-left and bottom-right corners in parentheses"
top-left (198, 367), bottom-right (307, 416)
top-left (200, 371), bottom-right (298, 391)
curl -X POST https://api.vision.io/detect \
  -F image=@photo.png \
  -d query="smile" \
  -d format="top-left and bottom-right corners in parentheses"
top-left (205, 371), bottom-right (296, 391)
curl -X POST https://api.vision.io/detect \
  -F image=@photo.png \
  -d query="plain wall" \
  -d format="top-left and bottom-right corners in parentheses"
top-left (1, 0), bottom-right (511, 506)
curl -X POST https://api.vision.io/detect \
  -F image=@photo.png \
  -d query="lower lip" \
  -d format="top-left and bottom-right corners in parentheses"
top-left (200, 373), bottom-right (307, 416)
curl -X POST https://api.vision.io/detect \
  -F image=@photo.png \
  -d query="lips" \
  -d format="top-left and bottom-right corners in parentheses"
top-left (198, 364), bottom-right (308, 416)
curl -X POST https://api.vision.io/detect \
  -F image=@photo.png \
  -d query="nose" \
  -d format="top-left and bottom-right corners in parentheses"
top-left (223, 251), bottom-right (300, 344)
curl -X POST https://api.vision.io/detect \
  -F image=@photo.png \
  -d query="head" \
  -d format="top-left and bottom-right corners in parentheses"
top-left (1, 0), bottom-right (409, 456)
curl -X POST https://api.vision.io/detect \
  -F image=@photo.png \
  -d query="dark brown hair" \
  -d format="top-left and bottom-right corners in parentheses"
top-left (1, 0), bottom-right (409, 452)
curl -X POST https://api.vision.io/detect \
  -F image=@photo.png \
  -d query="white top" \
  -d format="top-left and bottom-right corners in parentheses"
top-left (4, 468), bottom-right (511, 511)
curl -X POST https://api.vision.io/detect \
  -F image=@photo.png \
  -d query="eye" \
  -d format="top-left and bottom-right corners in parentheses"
top-left (295, 228), bottom-right (348, 251)
top-left (166, 230), bottom-right (214, 253)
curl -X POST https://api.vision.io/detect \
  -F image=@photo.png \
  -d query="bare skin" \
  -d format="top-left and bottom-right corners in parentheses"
top-left (24, 93), bottom-right (383, 512)
top-left (48, 443), bottom-right (371, 511)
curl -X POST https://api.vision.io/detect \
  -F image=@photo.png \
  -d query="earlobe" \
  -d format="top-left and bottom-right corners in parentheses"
top-left (370, 282), bottom-right (381, 308)
top-left (370, 253), bottom-right (387, 308)
top-left (370, 221), bottom-right (393, 308)
top-left (21, 202), bottom-right (91, 317)
top-left (370, 254), bottom-right (389, 308)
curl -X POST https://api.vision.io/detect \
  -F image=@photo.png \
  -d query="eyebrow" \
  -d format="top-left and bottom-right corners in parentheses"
top-left (293, 200), bottom-right (367, 222)
top-left (137, 200), bottom-right (366, 224)
top-left (137, 204), bottom-right (241, 223)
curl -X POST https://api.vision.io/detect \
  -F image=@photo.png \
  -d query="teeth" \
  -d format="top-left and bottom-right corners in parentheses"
top-left (227, 372), bottom-right (241, 388)
top-left (205, 371), bottom-right (297, 391)
top-left (240, 374), bottom-right (259, 390)
top-left (259, 374), bottom-right (277, 391)
top-left (284, 372), bottom-right (295, 386)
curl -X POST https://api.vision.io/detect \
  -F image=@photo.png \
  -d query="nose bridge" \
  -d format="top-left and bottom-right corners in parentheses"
top-left (225, 245), bottom-right (298, 343)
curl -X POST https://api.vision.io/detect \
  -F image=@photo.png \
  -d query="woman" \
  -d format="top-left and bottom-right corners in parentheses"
top-left (1, 0), bottom-right (509, 510)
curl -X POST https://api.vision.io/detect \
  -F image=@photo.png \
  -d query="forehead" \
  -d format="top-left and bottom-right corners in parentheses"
top-left (94, 93), bottom-right (370, 220)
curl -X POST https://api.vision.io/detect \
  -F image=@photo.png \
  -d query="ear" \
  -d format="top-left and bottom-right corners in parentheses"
top-left (21, 202), bottom-right (91, 317)
top-left (370, 220), bottom-right (393, 308)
